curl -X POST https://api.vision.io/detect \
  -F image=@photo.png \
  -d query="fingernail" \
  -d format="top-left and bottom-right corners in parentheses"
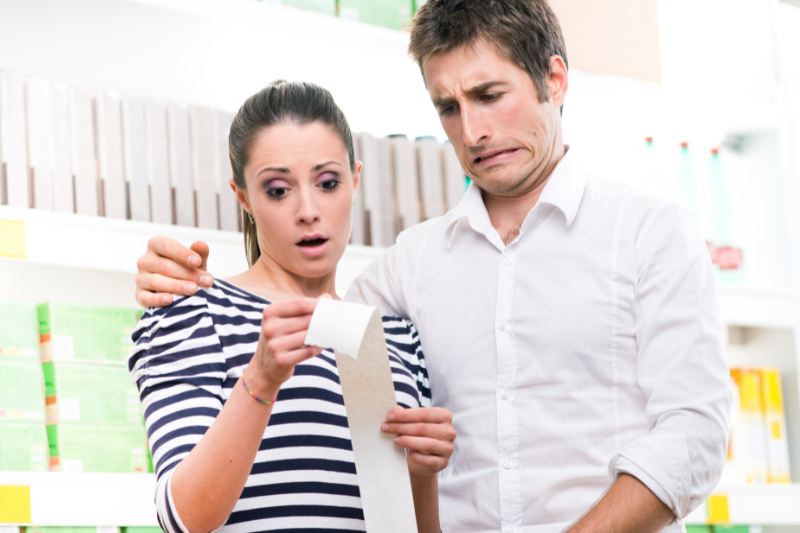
top-left (200, 274), bottom-right (213, 287)
top-left (386, 412), bottom-right (396, 421)
top-left (163, 294), bottom-right (174, 305)
top-left (381, 423), bottom-right (389, 431)
top-left (188, 255), bottom-right (201, 267)
top-left (183, 283), bottom-right (197, 294)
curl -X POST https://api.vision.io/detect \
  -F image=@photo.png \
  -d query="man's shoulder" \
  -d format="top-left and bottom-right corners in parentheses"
top-left (394, 212), bottom-right (454, 250)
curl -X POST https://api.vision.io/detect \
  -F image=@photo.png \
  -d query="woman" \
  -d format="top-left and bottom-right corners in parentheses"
top-left (130, 80), bottom-right (454, 533)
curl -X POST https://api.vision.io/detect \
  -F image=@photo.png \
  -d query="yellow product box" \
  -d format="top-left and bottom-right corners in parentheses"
top-left (729, 368), bottom-right (768, 484)
top-left (759, 368), bottom-right (791, 483)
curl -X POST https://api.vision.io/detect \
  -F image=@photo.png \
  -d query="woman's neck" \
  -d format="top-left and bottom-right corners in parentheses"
top-left (227, 255), bottom-right (337, 301)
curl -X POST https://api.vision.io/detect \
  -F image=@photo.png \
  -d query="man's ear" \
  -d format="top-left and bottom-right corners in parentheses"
top-left (547, 55), bottom-right (568, 108)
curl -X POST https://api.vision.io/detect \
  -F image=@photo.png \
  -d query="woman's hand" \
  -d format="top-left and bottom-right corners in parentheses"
top-left (381, 406), bottom-right (456, 477)
top-left (247, 298), bottom-right (323, 394)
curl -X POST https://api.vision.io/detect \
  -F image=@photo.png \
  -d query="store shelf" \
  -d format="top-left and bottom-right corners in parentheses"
top-left (685, 483), bottom-right (800, 526)
top-left (718, 284), bottom-right (797, 330)
top-left (0, 206), bottom-right (385, 305)
top-left (0, 471), bottom-right (156, 526)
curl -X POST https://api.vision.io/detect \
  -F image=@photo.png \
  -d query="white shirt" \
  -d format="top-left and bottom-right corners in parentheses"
top-left (347, 148), bottom-right (730, 532)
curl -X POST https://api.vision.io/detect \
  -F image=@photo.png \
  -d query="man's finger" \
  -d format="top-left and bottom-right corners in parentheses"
top-left (136, 289), bottom-right (174, 308)
top-left (383, 421), bottom-right (456, 442)
top-left (189, 241), bottom-right (210, 271)
top-left (148, 236), bottom-right (203, 270)
top-left (136, 272), bottom-right (199, 297)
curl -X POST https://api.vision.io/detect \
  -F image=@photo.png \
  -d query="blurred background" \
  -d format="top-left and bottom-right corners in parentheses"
top-left (0, 1), bottom-right (798, 531)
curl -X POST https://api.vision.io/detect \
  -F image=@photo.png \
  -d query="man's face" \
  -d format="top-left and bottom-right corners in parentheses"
top-left (422, 39), bottom-right (567, 199)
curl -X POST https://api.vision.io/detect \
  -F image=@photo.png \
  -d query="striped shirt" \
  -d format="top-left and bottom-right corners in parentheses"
top-left (129, 279), bottom-right (431, 532)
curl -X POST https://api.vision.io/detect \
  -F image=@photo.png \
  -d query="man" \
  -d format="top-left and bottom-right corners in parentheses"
top-left (135, 1), bottom-right (730, 531)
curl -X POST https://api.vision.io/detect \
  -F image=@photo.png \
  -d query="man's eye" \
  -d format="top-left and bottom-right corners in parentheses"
top-left (439, 105), bottom-right (456, 117)
top-left (480, 93), bottom-right (500, 102)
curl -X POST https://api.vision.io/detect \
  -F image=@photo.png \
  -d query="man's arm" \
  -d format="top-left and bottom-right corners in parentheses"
top-left (597, 203), bottom-right (730, 524)
top-left (567, 474), bottom-right (674, 533)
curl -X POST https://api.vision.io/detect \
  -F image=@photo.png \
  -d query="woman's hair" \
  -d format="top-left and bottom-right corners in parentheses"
top-left (229, 80), bottom-right (356, 266)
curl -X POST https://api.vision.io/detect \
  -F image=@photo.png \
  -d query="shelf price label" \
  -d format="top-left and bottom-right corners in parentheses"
top-left (706, 493), bottom-right (730, 524)
top-left (0, 219), bottom-right (26, 259)
top-left (0, 484), bottom-right (31, 523)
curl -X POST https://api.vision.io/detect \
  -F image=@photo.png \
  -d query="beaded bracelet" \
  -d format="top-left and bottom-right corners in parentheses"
top-left (240, 374), bottom-right (276, 407)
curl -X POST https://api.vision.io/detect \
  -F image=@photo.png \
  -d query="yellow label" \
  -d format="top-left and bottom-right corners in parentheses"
top-left (706, 493), bottom-right (730, 524)
top-left (771, 420), bottom-right (783, 439)
top-left (0, 219), bottom-right (26, 259)
top-left (0, 484), bottom-right (32, 522)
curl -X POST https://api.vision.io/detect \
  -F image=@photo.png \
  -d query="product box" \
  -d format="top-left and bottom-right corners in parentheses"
top-left (123, 528), bottom-right (161, 533)
top-left (280, 0), bottom-right (336, 15)
top-left (760, 368), bottom-right (791, 483)
top-left (47, 423), bottom-right (148, 473)
top-left (37, 303), bottom-right (141, 363)
top-left (0, 422), bottom-right (48, 471)
top-left (0, 359), bottom-right (46, 422)
top-left (686, 527), bottom-right (711, 533)
top-left (22, 526), bottom-right (120, 533)
top-left (337, 0), bottom-right (413, 30)
top-left (729, 368), bottom-right (769, 484)
top-left (41, 361), bottom-right (142, 426)
top-left (0, 301), bottom-right (40, 359)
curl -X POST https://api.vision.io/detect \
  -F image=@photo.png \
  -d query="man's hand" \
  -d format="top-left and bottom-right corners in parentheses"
top-left (135, 237), bottom-right (213, 307)
top-left (382, 406), bottom-right (456, 476)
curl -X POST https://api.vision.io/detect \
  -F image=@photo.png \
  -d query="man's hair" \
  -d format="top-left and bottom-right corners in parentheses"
top-left (409, 0), bottom-right (568, 102)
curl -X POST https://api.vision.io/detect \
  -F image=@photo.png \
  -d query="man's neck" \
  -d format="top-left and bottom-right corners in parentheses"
top-left (483, 146), bottom-right (567, 244)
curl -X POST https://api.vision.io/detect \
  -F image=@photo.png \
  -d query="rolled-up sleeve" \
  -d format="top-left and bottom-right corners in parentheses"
top-left (610, 204), bottom-right (731, 519)
top-left (129, 295), bottom-right (227, 533)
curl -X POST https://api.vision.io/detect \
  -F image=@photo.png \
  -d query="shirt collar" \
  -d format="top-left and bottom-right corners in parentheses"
top-left (534, 146), bottom-right (586, 229)
top-left (445, 146), bottom-right (587, 246)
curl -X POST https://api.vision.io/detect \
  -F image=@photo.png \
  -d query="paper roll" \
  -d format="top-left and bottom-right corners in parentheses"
top-left (305, 298), bottom-right (417, 532)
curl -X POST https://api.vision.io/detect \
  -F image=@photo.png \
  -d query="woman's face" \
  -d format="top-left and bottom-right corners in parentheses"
top-left (238, 120), bottom-right (360, 281)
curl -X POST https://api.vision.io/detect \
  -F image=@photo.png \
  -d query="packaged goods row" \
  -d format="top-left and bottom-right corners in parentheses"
top-left (0, 301), bottom-right (149, 474)
top-left (0, 70), bottom-right (468, 248)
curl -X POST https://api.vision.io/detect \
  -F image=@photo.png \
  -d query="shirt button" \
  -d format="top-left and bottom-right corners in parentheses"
top-left (503, 254), bottom-right (516, 265)
top-left (499, 389), bottom-right (509, 399)
top-left (502, 458), bottom-right (514, 469)
top-left (498, 321), bottom-right (511, 332)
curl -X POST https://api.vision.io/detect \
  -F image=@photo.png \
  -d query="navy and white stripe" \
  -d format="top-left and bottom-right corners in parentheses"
top-left (129, 279), bottom-right (430, 532)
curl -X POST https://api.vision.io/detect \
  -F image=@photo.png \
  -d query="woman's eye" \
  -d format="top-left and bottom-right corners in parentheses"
top-left (266, 186), bottom-right (288, 199)
top-left (319, 177), bottom-right (341, 192)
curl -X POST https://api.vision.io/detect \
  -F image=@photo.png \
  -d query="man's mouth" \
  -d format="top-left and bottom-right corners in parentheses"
top-left (474, 148), bottom-right (518, 165)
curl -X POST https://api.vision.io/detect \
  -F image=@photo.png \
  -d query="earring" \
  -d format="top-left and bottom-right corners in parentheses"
top-left (247, 212), bottom-right (254, 224)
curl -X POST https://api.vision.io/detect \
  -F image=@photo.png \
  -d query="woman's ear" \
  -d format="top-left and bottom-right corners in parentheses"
top-left (230, 179), bottom-right (252, 215)
top-left (352, 161), bottom-right (363, 199)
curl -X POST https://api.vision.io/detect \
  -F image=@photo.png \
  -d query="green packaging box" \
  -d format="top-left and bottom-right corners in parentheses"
top-left (281, 0), bottom-right (335, 15)
top-left (41, 361), bottom-right (142, 425)
top-left (0, 301), bottom-right (40, 359)
top-left (337, 0), bottom-right (412, 30)
top-left (0, 359), bottom-right (45, 422)
top-left (686, 527), bottom-right (711, 533)
top-left (47, 423), bottom-right (148, 473)
top-left (123, 529), bottom-right (161, 533)
top-left (22, 526), bottom-right (119, 533)
top-left (37, 303), bottom-right (141, 363)
top-left (0, 422), bottom-right (48, 471)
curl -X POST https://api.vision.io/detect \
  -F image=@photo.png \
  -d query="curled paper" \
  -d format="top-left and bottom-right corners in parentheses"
top-left (305, 298), bottom-right (417, 532)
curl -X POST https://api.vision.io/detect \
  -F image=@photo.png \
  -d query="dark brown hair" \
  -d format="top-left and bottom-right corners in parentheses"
top-left (229, 80), bottom-right (355, 266)
top-left (409, 0), bottom-right (568, 102)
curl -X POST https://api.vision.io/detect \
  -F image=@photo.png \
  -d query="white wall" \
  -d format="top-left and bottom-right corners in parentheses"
top-left (0, 0), bottom-right (444, 139)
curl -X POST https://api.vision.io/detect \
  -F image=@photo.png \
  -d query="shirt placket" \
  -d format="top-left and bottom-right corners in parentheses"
top-left (496, 246), bottom-right (522, 533)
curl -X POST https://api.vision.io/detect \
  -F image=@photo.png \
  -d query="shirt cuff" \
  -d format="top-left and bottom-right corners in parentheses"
top-left (609, 433), bottom-right (692, 518)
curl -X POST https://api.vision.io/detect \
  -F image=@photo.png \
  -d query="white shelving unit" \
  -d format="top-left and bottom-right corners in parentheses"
top-left (2, 0), bottom-right (800, 529)
top-left (2, 206), bottom-right (800, 528)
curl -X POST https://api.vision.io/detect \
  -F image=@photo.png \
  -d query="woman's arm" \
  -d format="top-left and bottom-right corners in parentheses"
top-left (136, 298), bottom-right (321, 532)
